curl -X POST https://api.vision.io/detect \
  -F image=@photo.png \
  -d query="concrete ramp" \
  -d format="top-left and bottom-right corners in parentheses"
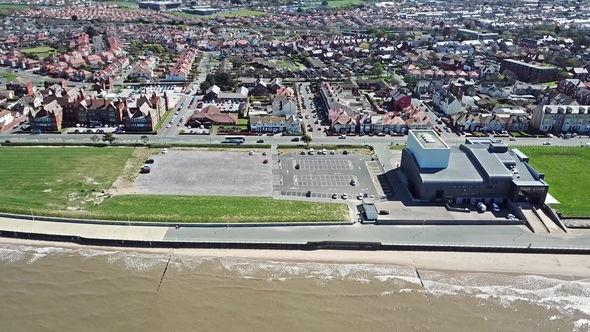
top-left (535, 207), bottom-right (565, 233)
top-left (522, 209), bottom-right (549, 233)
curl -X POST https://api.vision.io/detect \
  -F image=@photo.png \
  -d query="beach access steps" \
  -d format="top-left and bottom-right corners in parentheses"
top-left (521, 207), bottom-right (566, 234)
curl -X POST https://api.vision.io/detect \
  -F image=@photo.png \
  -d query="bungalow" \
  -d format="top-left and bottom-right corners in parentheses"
top-left (189, 105), bottom-right (238, 127)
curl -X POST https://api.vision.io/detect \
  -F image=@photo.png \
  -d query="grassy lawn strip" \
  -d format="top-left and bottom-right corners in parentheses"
top-left (88, 195), bottom-right (348, 223)
top-left (105, 1), bottom-right (139, 8)
top-left (237, 118), bottom-right (249, 125)
top-left (277, 60), bottom-right (296, 71)
top-left (0, 72), bottom-right (17, 81)
top-left (517, 146), bottom-right (590, 217)
top-left (154, 109), bottom-right (172, 131)
top-left (327, 0), bottom-right (361, 7)
top-left (0, 147), bottom-right (347, 223)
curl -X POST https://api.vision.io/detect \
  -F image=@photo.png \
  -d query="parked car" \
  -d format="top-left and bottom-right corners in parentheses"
top-left (342, 193), bottom-right (348, 199)
top-left (295, 164), bottom-right (300, 170)
top-left (477, 202), bottom-right (487, 212)
top-left (145, 159), bottom-right (155, 164)
top-left (306, 190), bottom-right (312, 197)
top-left (262, 152), bottom-right (267, 156)
top-left (379, 210), bottom-right (390, 215)
top-left (291, 138), bottom-right (300, 142)
top-left (350, 180), bottom-right (357, 186)
top-left (249, 151), bottom-right (254, 155)
top-left (256, 139), bottom-right (264, 143)
top-left (332, 193), bottom-right (338, 199)
top-left (339, 135), bottom-right (346, 139)
top-left (140, 165), bottom-right (150, 174)
top-left (342, 150), bottom-right (349, 155)
top-left (492, 203), bottom-right (500, 212)
top-left (300, 151), bottom-right (306, 155)
top-left (162, 148), bottom-right (168, 154)
top-left (542, 141), bottom-right (552, 146)
top-left (357, 193), bottom-right (363, 200)
top-left (263, 159), bottom-right (269, 164)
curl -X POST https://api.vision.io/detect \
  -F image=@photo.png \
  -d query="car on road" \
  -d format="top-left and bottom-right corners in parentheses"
top-left (332, 193), bottom-right (338, 199)
top-left (542, 141), bottom-right (552, 146)
top-left (379, 210), bottom-right (390, 215)
top-left (145, 159), bottom-right (155, 164)
top-left (166, 124), bottom-right (171, 128)
top-left (291, 137), bottom-right (300, 142)
top-left (256, 139), bottom-right (264, 143)
top-left (509, 137), bottom-right (517, 141)
top-left (342, 193), bottom-right (348, 199)
top-left (339, 135), bottom-right (346, 139)
top-left (263, 159), bottom-right (269, 164)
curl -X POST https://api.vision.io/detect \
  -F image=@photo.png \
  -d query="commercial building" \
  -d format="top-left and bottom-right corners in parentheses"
top-left (184, 6), bottom-right (220, 15)
top-left (500, 59), bottom-right (559, 83)
top-left (138, 1), bottom-right (182, 10)
top-left (399, 130), bottom-right (549, 205)
top-left (457, 29), bottom-right (499, 40)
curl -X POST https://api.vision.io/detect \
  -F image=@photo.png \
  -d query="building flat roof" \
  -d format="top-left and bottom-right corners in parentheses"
top-left (411, 130), bottom-right (449, 149)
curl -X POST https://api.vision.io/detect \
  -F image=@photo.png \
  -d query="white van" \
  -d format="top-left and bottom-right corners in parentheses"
top-left (477, 202), bottom-right (487, 212)
top-left (309, 148), bottom-right (315, 155)
top-left (322, 148), bottom-right (327, 155)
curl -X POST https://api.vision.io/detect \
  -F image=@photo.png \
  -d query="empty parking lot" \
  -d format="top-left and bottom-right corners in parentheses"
top-left (134, 150), bottom-right (272, 196)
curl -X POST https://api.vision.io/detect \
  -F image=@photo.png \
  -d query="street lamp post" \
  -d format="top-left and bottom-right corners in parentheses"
top-left (30, 209), bottom-right (34, 221)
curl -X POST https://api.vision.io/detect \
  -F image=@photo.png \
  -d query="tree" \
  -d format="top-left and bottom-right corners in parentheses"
top-left (301, 134), bottom-right (312, 146)
top-left (386, 33), bottom-right (396, 41)
top-left (102, 132), bottom-right (116, 145)
top-left (442, 26), bottom-right (451, 36)
top-left (555, 25), bottom-right (561, 35)
top-left (71, 15), bottom-right (78, 21)
top-left (140, 135), bottom-right (149, 145)
top-left (321, 0), bottom-right (328, 5)
top-left (371, 63), bottom-right (383, 78)
top-left (90, 135), bottom-right (99, 143)
top-left (439, 21), bottom-right (444, 28)
top-left (297, 7), bottom-right (303, 12)
top-left (565, 58), bottom-right (578, 68)
top-left (85, 26), bottom-right (99, 38)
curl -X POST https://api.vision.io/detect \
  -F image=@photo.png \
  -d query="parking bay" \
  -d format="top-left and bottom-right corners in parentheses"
top-left (279, 152), bottom-right (380, 199)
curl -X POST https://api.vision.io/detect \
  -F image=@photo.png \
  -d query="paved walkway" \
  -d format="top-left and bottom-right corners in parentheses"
top-left (2, 215), bottom-right (590, 250)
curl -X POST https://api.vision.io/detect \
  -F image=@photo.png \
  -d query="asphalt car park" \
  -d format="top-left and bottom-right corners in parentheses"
top-left (279, 151), bottom-right (380, 200)
top-left (133, 150), bottom-right (272, 196)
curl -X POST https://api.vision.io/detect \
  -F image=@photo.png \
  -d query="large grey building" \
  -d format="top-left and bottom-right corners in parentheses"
top-left (399, 130), bottom-right (549, 205)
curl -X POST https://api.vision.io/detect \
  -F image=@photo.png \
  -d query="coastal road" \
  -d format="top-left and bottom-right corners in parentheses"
top-left (1, 132), bottom-right (588, 147)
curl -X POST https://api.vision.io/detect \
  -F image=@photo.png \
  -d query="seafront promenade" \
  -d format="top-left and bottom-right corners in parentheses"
top-left (2, 214), bottom-right (590, 253)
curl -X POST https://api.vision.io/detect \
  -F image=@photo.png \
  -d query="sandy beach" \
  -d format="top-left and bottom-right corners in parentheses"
top-left (2, 237), bottom-right (590, 278)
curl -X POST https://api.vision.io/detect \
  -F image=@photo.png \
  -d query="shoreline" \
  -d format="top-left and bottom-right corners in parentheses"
top-left (2, 237), bottom-right (590, 278)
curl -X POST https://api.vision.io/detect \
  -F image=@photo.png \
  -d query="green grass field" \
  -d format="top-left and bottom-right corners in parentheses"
top-left (327, 0), bottom-right (361, 7)
top-left (0, 147), bottom-right (347, 223)
top-left (104, 1), bottom-right (138, 8)
top-left (220, 9), bottom-right (267, 17)
top-left (237, 118), bottom-right (249, 125)
top-left (0, 4), bottom-right (30, 9)
top-left (21, 46), bottom-right (56, 53)
top-left (517, 146), bottom-right (590, 217)
top-left (277, 60), bottom-right (296, 71)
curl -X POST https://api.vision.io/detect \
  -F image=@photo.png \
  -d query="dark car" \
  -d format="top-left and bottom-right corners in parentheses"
top-left (379, 210), bottom-right (390, 215)
top-left (291, 137), bottom-right (300, 142)
top-left (145, 159), bottom-right (155, 164)
top-left (343, 150), bottom-right (349, 155)
top-left (300, 151), bottom-right (306, 155)
top-left (263, 159), bottom-right (269, 164)
top-left (256, 139), bottom-right (264, 143)
top-left (140, 166), bottom-right (151, 174)
top-left (306, 190), bottom-right (312, 197)
top-left (295, 164), bottom-right (300, 169)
